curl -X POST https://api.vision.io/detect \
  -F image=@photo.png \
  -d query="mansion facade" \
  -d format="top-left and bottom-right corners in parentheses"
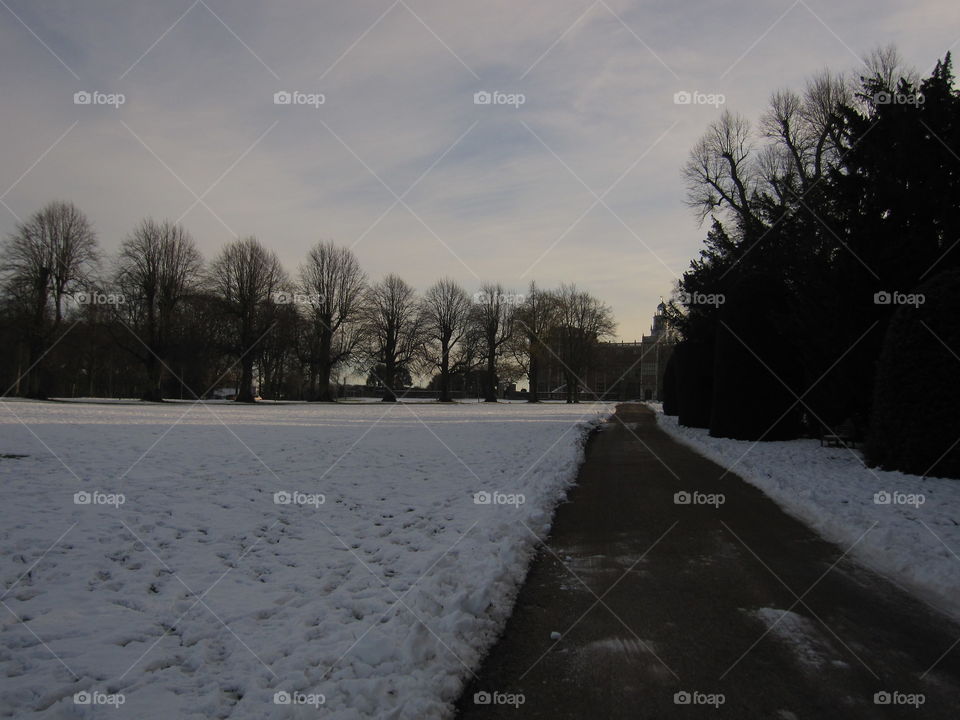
top-left (534, 303), bottom-right (674, 402)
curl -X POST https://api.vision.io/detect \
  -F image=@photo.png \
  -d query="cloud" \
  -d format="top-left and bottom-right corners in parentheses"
top-left (0, 0), bottom-right (957, 339)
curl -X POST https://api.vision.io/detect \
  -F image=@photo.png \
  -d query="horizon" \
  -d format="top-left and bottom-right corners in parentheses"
top-left (3, 3), bottom-right (960, 717)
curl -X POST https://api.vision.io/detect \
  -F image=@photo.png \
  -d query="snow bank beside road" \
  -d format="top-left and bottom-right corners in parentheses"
top-left (0, 401), bottom-right (612, 719)
top-left (654, 410), bottom-right (960, 620)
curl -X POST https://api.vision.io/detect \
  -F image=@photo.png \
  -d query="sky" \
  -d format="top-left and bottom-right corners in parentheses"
top-left (1, 0), bottom-right (958, 342)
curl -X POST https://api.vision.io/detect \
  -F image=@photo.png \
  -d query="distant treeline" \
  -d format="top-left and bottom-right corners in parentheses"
top-left (662, 46), bottom-right (960, 479)
top-left (0, 215), bottom-right (616, 404)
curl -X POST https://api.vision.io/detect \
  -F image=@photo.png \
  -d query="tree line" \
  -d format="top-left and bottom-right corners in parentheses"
top-left (0, 212), bottom-right (615, 404)
top-left (662, 46), bottom-right (960, 479)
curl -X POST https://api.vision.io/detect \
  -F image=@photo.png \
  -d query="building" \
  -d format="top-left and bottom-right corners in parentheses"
top-left (536, 302), bottom-right (674, 401)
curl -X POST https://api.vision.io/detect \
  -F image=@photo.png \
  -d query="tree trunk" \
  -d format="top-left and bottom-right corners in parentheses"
top-left (26, 278), bottom-right (49, 399)
top-left (527, 347), bottom-right (540, 403)
top-left (315, 358), bottom-right (335, 402)
top-left (142, 353), bottom-right (164, 402)
top-left (25, 336), bottom-right (48, 399)
top-left (439, 345), bottom-right (452, 402)
top-left (237, 356), bottom-right (256, 402)
top-left (483, 351), bottom-right (497, 402)
top-left (381, 361), bottom-right (398, 402)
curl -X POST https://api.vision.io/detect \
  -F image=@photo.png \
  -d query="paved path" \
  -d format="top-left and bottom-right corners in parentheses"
top-left (455, 404), bottom-right (960, 719)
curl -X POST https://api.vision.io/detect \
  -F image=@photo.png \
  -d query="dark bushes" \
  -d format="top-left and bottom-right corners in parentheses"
top-left (662, 352), bottom-right (679, 416)
top-left (676, 340), bottom-right (714, 428)
top-left (710, 275), bottom-right (803, 441)
top-left (867, 269), bottom-right (960, 478)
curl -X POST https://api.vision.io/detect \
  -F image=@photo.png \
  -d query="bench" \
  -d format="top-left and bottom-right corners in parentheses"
top-left (820, 433), bottom-right (855, 448)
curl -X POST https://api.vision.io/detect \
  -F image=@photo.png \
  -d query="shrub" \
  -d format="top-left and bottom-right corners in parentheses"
top-left (709, 274), bottom-right (803, 441)
top-left (662, 351), bottom-right (679, 416)
top-left (677, 340), bottom-right (714, 428)
top-left (866, 269), bottom-right (960, 478)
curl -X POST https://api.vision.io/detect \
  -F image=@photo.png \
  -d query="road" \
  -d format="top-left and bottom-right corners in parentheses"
top-left (455, 403), bottom-right (960, 719)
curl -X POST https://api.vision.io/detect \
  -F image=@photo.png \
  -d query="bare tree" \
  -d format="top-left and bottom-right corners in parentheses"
top-left (863, 44), bottom-right (917, 94)
top-left (755, 143), bottom-right (795, 208)
top-left (420, 278), bottom-right (476, 402)
top-left (801, 70), bottom-right (850, 181)
top-left (761, 89), bottom-right (810, 192)
top-left (554, 284), bottom-right (616, 403)
top-left (361, 274), bottom-right (423, 402)
top-left (114, 219), bottom-right (203, 401)
top-left (471, 283), bottom-right (515, 402)
top-left (683, 110), bottom-right (759, 229)
top-left (510, 282), bottom-right (557, 402)
top-left (0, 201), bottom-right (98, 397)
top-left (759, 71), bottom-right (851, 197)
top-left (297, 241), bottom-right (367, 401)
top-left (209, 236), bottom-right (287, 402)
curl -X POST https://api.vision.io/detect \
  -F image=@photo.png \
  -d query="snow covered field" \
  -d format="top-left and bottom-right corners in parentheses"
top-left (0, 400), bottom-right (612, 719)
top-left (653, 407), bottom-right (960, 621)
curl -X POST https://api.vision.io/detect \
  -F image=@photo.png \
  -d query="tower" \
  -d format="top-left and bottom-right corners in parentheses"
top-left (650, 300), bottom-right (667, 338)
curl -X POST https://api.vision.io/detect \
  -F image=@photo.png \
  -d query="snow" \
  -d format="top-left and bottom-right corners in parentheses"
top-left (750, 608), bottom-right (845, 669)
top-left (654, 408), bottom-right (960, 621)
top-left (0, 400), bottom-right (613, 719)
